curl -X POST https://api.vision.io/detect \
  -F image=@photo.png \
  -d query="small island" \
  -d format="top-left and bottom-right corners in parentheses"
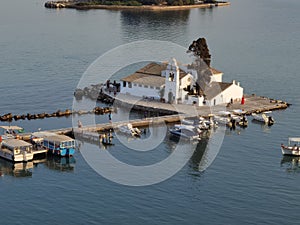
top-left (45, 0), bottom-right (230, 10)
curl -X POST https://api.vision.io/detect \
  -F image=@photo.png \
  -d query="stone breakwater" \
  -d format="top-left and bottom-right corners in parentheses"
top-left (0, 107), bottom-right (114, 122)
top-left (44, 1), bottom-right (230, 10)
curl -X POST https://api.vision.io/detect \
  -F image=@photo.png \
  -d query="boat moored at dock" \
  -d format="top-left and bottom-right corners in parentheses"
top-left (252, 112), bottom-right (275, 125)
top-left (31, 132), bottom-right (76, 157)
top-left (169, 124), bottom-right (201, 141)
top-left (0, 138), bottom-right (34, 162)
top-left (0, 126), bottom-right (25, 139)
top-left (117, 123), bottom-right (142, 137)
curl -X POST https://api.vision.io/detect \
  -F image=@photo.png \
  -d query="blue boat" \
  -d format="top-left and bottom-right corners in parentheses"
top-left (31, 132), bottom-right (75, 157)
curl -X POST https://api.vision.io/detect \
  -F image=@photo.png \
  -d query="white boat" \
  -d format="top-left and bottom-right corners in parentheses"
top-left (182, 119), bottom-right (195, 126)
top-left (0, 139), bottom-right (34, 162)
top-left (252, 112), bottom-right (275, 125)
top-left (281, 138), bottom-right (300, 156)
top-left (235, 115), bottom-right (248, 127)
top-left (117, 124), bottom-right (141, 137)
top-left (183, 117), bottom-right (217, 130)
top-left (0, 126), bottom-right (25, 139)
top-left (169, 124), bottom-right (201, 141)
top-left (214, 115), bottom-right (231, 126)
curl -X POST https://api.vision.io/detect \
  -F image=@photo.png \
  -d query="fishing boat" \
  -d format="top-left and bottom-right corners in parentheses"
top-left (252, 112), bottom-right (275, 125)
top-left (281, 138), bottom-right (300, 156)
top-left (117, 124), bottom-right (141, 137)
top-left (169, 124), bottom-right (201, 141)
top-left (31, 132), bottom-right (75, 157)
top-left (0, 138), bottom-right (34, 162)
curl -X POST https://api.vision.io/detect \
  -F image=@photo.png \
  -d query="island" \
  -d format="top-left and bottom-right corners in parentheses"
top-left (44, 0), bottom-right (230, 10)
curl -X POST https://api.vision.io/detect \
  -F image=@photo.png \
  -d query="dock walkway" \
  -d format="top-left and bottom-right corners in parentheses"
top-left (19, 93), bottom-right (288, 142)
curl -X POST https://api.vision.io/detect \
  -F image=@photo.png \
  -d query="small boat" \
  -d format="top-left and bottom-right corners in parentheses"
top-left (0, 126), bottom-right (25, 139)
top-left (236, 115), bottom-right (248, 127)
top-left (281, 138), bottom-right (300, 156)
top-left (0, 138), bottom-right (34, 162)
top-left (183, 117), bottom-right (217, 130)
top-left (213, 111), bottom-right (232, 126)
top-left (99, 132), bottom-right (114, 146)
top-left (252, 112), bottom-right (275, 125)
top-left (31, 132), bottom-right (75, 157)
top-left (117, 124), bottom-right (141, 137)
top-left (169, 124), bottom-right (201, 141)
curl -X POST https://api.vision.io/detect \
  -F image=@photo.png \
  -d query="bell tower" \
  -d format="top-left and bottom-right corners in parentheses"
top-left (164, 58), bottom-right (180, 104)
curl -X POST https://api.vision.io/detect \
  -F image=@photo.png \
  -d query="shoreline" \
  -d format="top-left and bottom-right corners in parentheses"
top-left (45, 2), bottom-right (230, 11)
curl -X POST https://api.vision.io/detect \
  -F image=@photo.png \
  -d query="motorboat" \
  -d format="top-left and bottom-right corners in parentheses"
top-left (213, 111), bottom-right (232, 126)
top-left (235, 115), bottom-right (248, 127)
top-left (281, 137), bottom-right (300, 156)
top-left (31, 132), bottom-right (75, 157)
top-left (117, 124), bottom-right (141, 137)
top-left (0, 126), bottom-right (25, 139)
top-left (252, 112), bottom-right (275, 125)
top-left (0, 139), bottom-right (34, 162)
top-left (169, 124), bottom-right (201, 141)
top-left (182, 117), bottom-right (217, 130)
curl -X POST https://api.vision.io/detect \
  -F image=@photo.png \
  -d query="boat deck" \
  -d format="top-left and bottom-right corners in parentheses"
top-left (32, 148), bottom-right (48, 156)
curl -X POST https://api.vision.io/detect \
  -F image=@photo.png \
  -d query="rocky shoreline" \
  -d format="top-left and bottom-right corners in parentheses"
top-left (44, 1), bottom-right (230, 10)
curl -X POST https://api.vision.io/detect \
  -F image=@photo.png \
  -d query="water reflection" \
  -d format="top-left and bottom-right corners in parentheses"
top-left (167, 129), bottom-right (219, 174)
top-left (120, 10), bottom-right (190, 41)
top-left (0, 158), bottom-right (33, 177)
top-left (44, 155), bottom-right (76, 172)
top-left (0, 155), bottom-right (76, 178)
top-left (251, 120), bottom-right (272, 133)
top-left (189, 137), bottom-right (209, 172)
top-left (281, 156), bottom-right (300, 173)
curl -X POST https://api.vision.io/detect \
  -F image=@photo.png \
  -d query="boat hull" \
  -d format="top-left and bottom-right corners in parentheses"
top-left (49, 148), bottom-right (75, 157)
top-left (281, 147), bottom-right (300, 156)
top-left (0, 150), bottom-right (33, 162)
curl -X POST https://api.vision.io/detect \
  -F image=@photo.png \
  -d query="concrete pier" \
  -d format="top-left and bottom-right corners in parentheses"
top-left (18, 90), bottom-right (289, 142)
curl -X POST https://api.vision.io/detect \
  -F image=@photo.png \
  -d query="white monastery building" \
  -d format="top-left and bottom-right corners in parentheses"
top-left (120, 58), bottom-right (243, 106)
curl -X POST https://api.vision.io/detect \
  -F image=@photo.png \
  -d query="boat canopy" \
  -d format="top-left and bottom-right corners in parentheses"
top-left (43, 135), bottom-right (74, 143)
top-left (289, 137), bottom-right (300, 143)
top-left (0, 126), bottom-right (23, 130)
top-left (2, 139), bottom-right (32, 148)
top-left (31, 131), bottom-right (57, 138)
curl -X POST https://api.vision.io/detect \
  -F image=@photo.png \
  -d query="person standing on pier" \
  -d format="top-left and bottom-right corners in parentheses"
top-left (108, 113), bottom-right (112, 122)
top-left (78, 120), bottom-right (82, 128)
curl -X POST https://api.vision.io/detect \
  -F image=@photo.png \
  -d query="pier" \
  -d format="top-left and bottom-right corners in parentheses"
top-left (17, 93), bottom-right (289, 143)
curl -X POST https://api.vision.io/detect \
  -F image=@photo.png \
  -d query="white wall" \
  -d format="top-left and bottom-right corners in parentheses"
top-left (121, 82), bottom-right (161, 99)
top-left (185, 95), bottom-right (205, 106)
top-left (210, 73), bottom-right (223, 83)
top-left (208, 84), bottom-right (243, 106)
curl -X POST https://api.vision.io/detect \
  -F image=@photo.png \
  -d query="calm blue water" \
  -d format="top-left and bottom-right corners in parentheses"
top-left (1, 0), bottom-right (300, 224)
